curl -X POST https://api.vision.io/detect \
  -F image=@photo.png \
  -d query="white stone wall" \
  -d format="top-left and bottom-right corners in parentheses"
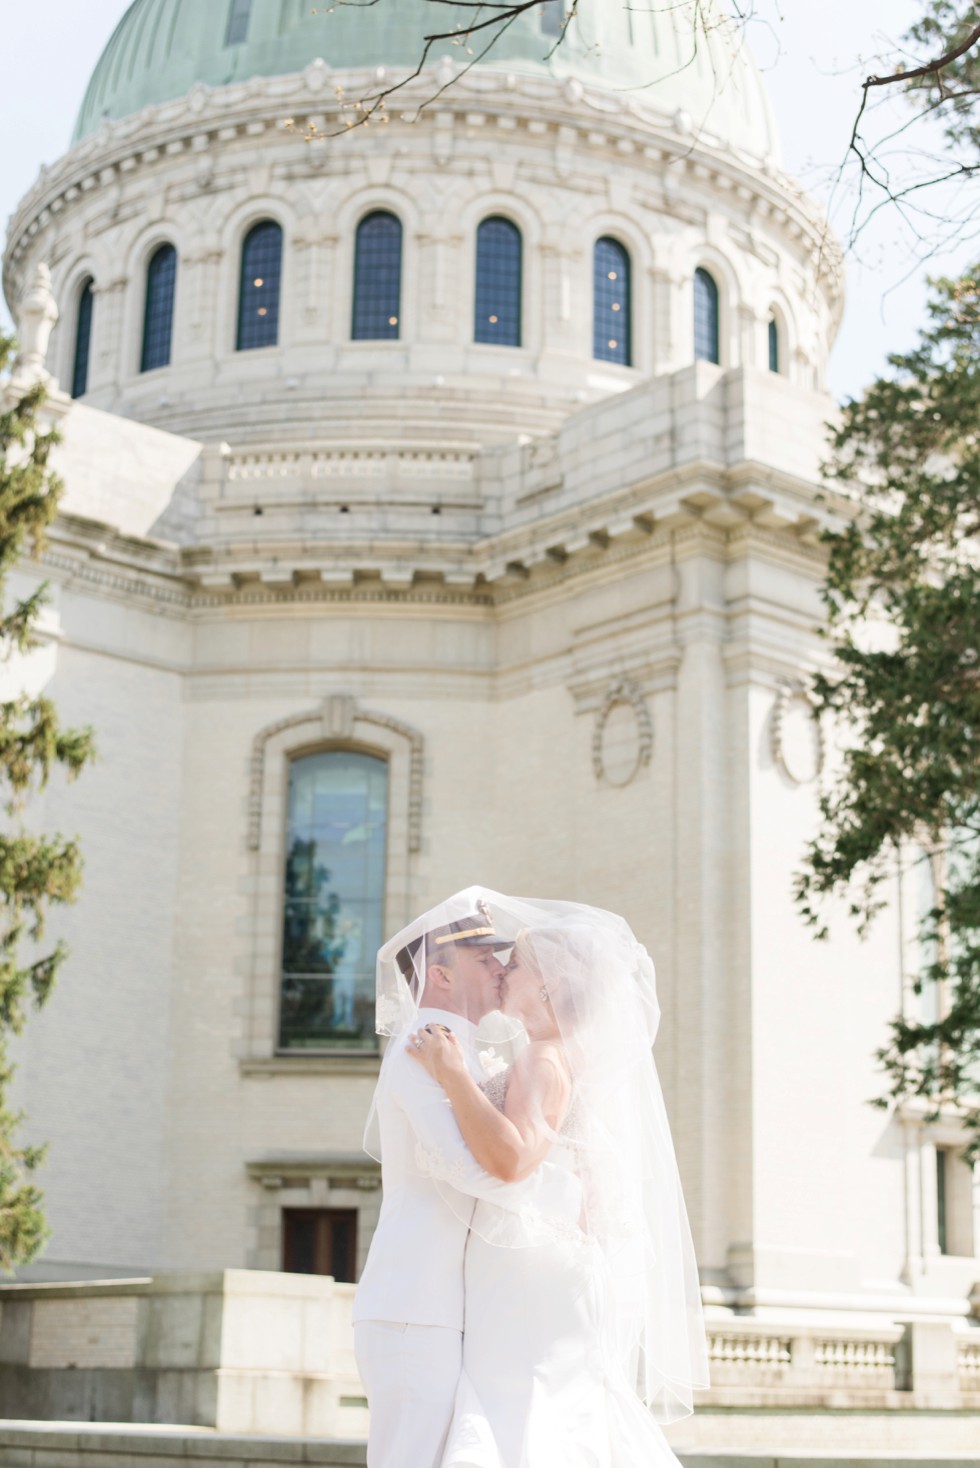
top-left (7, 360), bottom-right (975, 1345)
top-left (10, 603), bottom-right (188, 1276)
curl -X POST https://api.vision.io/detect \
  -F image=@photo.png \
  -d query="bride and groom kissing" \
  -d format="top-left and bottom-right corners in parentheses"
top-left (352, 888), bottom-right (708, 1468)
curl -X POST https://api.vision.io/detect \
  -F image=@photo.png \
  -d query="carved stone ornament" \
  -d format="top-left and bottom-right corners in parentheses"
top-left (771, 681), bottom-right (824, 785)
top-left (592, 679), bottom-right (653, 787)
top-left (13, 262), bottom-right (59, 387)
top-left (248, 695), bottom-right (423, 852)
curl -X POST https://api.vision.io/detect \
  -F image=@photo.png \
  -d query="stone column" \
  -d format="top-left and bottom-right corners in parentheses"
top-left (669, 528), bottom-right (743, 1277)
top-left (292, 231), bottom-right (338, 343)
top-left (540, 230), bottom-right (581, 356)
top-left (415, 229), bottom-right (464, 343)
top-left (738, 303), bottom-right (758, 370)
top-left (181, 246), bottom-right (224, 361)
top-left (650, 267), bottom-right (679, 373)
top-left (88, 275), bottom-right (127, 393)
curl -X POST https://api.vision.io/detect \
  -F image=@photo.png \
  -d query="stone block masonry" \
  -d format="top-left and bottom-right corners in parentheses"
top-left (0, 1273), bottom-right (367, 1440)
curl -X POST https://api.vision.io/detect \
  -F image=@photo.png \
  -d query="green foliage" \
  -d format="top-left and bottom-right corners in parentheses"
top-left (905, 2), bottom-right (980, 158)
top-left (0, 334), bottom-right (95, 1271)
top-left (796, 268), bottom-right (980, 1154)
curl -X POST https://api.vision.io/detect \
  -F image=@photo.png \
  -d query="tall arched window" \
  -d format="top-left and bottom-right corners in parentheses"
top-left (352, 211), bottom-right (403, 340)
top-left (693, 267), bottom-right (720, 365)
top-left (593, 237), bottom-right (631, 366)
top-left (141, 244), bottom-right (177, 372)
top-left (768, 313), bottom-right (780, 374)
top-left (474, 216), bottom-right (522, 347)
top-left (71, 278), bottom-right (95, 399)
top-left (237, 220), bottom-right (282, 351)
top-left (279, 750), bottom-right (388, 1051)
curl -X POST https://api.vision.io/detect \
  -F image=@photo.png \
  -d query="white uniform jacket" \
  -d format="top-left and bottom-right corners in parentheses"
top-left (353, 1007), bottom-right (565, 1331)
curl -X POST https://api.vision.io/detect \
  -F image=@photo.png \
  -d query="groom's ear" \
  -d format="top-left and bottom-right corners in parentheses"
top-left (425, 961), bottom-right (453, 992)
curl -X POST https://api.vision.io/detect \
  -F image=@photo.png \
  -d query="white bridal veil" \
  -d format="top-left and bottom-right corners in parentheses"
top-left (365, 887), bottom-right (709, 1424)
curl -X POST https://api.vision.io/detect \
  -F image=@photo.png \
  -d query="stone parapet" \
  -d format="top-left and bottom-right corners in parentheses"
top-left (0, 1271), bottom-right (367, 1438)
top-left (2, 1273), bottom-right (979, 1434)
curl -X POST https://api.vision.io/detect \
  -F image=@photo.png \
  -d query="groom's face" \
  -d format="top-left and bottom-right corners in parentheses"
top-left (438, 943), bottom-right (506, 1021)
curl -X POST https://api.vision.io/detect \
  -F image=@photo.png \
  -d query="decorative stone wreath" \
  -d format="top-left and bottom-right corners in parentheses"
top-left (592, 679), bottom-right (653, 787)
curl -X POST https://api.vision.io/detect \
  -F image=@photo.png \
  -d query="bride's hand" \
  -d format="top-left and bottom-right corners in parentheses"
top-left (406, 1024), bottom-right (466, 1084)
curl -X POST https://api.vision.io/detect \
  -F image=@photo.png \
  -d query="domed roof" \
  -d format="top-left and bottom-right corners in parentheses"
top-left (74, 0), bottom-right (778, 158)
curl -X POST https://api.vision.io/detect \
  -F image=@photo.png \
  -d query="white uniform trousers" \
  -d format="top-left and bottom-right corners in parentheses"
top-left (354, 1320), bottom-right (462, 1468)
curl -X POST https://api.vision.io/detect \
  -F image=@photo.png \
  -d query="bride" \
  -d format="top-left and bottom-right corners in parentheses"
top-left (399, 894), bottom-right (708, 1468)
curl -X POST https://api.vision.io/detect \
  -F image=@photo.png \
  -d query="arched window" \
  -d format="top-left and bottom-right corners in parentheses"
top-left (768, 313), bottom-right (780, 374)
top-left (693, 267), bottom-right (720, 365)
top-left (474, 216), bottom-right (522, 347)
top-left (352, 211), bottom-right (403, 340)
top-left (237, 220), bottom-right (282, 351)
top-left (279, 750), bottom-right (388, 1051)
top-left (71, 278), bottom-right (95, 399)
top-left (141, 244), bottom-right (177, 372)
top-left (593, 237), bottom-right (631, 366)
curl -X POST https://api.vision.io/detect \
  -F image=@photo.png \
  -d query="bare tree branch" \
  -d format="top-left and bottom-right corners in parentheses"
top-left (864, 21), bottom-right (980, 91)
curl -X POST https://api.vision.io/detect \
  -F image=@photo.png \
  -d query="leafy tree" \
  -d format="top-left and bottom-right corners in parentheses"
top-left (904, 2), bottom-right (980, 157)
top-left (795, 267), bottom-right (980, 1153)
top-left (0, 335), bottom-right (95, 1270)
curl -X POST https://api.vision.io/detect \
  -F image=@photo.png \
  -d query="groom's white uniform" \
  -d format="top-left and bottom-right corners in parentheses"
top-left (354, 1006), bottom-right (523, 1468)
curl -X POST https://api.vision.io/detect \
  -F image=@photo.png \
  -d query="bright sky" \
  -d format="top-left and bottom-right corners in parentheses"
top-left (1, 0), bottom-right (975, 401)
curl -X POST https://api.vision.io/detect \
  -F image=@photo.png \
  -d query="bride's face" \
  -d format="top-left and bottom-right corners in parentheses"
top-left (499, 950), bottom-right (540, 1020)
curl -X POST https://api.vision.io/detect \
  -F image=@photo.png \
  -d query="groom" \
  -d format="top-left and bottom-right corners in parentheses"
top-left (352, 902), bottom-right (512, 1468)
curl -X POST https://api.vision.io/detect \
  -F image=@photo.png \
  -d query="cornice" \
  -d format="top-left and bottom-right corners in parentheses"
top-left (4, 62), bottom-right (842, 316)
top-left (33, 450), bottom-right (833, 617)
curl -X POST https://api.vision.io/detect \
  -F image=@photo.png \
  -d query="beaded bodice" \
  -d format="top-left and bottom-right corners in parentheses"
top-left (479, 1064), bottom-right (578, 1138)
top-left (480, 1068), bottom-right (510, 1114)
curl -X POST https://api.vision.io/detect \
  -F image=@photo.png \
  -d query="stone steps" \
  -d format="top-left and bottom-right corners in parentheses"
top-left (0, 1423), bottom-right (978, 1468)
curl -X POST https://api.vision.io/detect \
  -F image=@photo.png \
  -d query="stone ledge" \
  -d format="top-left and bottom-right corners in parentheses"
top-left (1, 1423), bottom-right (979, 1468)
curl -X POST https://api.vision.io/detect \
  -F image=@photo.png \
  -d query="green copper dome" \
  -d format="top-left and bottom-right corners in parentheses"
top-left (73, 0), bottom-right (778, 157)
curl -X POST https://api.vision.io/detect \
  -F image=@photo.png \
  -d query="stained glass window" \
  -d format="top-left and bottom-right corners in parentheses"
top-left (237, 220), bottom-right (282, 351)
top-left (72, 279), bottom-right (94, 399)
top-left (279, 750), bottom-right (388, 1051)
top-left (141, 244), bottom-right (177, 372)
top-left (474, 216), bottom-right (522, 347)
top-left (352, 212), bottom-right (403, 340)
top-left (226, 0), bottom-right (253, 46)
top-left (694, 267), bottom-right (720, 365)
top-left (593, 237), bottom-right (631, 366)
top-left (768, 313), bottom-right (780, 373)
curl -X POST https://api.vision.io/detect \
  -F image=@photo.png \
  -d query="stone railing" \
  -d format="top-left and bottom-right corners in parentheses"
top-left (704, 1316), bottom-right (980, 1409)
top-left (959, 1340), bottom-right (980, 1392)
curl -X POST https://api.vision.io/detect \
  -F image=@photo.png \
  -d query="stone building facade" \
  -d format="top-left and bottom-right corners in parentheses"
top-left (2, 0), bottom-right (977, 1419)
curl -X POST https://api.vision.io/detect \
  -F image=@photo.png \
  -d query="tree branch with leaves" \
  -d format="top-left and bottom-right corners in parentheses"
top-left (796, 266), bottom-right (980, 1155)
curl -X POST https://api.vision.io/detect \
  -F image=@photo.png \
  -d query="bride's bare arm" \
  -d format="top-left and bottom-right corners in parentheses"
top-left (407, 1029), bottom-right (570, 1182)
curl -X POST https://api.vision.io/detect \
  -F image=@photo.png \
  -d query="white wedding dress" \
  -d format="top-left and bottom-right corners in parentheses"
top-left (441, 1070), bottom-right (685, 1468)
